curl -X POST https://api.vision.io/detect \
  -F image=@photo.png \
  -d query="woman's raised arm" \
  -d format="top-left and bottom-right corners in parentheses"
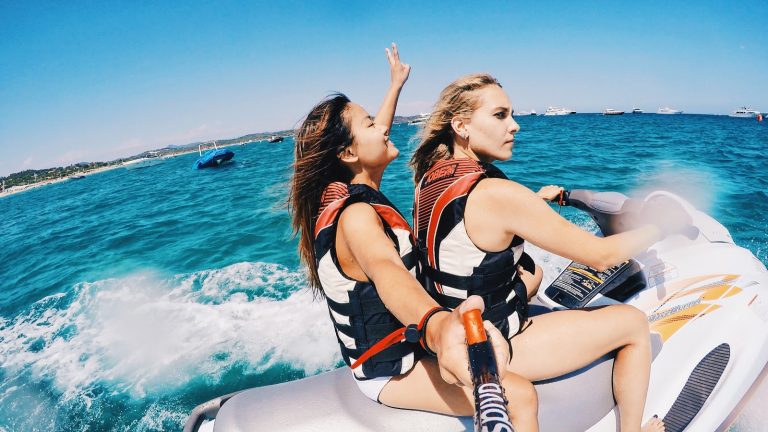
top-left (373, 43), bottom-right (410, 130)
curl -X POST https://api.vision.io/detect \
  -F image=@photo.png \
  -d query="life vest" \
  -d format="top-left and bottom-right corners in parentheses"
top-left (314, 182), bottom-right (422, 379)
top-left (413, 159), bottom-right (529, 338)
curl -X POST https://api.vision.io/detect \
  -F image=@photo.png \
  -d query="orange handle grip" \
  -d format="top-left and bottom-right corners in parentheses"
top-left (462, 309), bottom-right (487, 344)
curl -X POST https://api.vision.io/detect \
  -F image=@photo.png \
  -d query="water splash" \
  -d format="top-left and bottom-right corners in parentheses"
top-left (0, 262), bottom-right (339, 431)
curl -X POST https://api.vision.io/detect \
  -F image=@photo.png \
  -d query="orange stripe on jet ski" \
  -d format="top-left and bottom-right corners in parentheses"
top-left (663, 274), bottom-right (737, 295)
top-left (650, 303), bottom-right (719, 342)
top-left (699, 285), bottom-right (742, 301)
top-left (649, 281), bottom-right (741, 342)
top-left (652, 274), bottom-right (738, 313)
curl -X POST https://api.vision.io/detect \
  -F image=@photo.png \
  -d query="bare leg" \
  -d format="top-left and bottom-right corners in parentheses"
top-left (518, 264), bottom-right (542, 300)
top-left (642, 416), bottom-right (665, 431)
top-left (379, 358), bottom-right (539, 432)
top-left (507, 305), bottom-right (653, 432)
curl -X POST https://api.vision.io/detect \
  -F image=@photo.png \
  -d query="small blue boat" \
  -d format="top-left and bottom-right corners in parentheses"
top-left (194, 141), bottom-right (234, 169)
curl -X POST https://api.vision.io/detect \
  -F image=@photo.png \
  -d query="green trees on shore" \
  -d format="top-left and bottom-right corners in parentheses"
top-left (0, 162), bottom-right (119, 189)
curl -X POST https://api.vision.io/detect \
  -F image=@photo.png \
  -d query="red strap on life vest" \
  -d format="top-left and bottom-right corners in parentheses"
top-left (350, 306), bottom-right (448, 369)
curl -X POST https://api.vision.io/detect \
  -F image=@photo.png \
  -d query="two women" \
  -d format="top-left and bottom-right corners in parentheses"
top-left (288, 45), bottom-right (538, 429)
top-left (289, 47), bottom-right (674, 431)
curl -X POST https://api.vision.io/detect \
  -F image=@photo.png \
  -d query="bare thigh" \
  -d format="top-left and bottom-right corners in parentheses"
top-left (508, 305), bottom-right (647, 381)
top-left (379, 358), bottom-right (538, 421)
top-left (378, 357), bottom-right (474, 415)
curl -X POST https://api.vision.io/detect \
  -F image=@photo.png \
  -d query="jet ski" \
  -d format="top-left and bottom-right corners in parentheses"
top-left (194, 142), bottom-right (234, 169)
top-left (184, 189), bottom-right (768, 432)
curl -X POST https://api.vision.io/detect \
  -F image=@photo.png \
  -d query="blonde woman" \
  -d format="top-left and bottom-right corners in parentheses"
top-left (410, 73), bottom-right (681, 432)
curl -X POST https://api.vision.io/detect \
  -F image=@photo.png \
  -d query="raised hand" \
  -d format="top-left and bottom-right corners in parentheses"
top-left (385, 43), bottom-right (411, 88)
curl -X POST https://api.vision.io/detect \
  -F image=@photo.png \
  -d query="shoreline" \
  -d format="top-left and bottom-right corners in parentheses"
top-left (0, 164), bottom-right (125, 199)
top-left (0, 140), bottom-right (257, 199)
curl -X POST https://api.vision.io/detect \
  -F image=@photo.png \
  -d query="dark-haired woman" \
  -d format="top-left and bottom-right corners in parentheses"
top-left (410, 74), bottom-right (677, 432)
top-left (288, 47), bottom-right (539, 430)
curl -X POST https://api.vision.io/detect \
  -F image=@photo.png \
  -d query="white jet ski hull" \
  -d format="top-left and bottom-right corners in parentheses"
top-left (185, 191), bottom-right (768, 432)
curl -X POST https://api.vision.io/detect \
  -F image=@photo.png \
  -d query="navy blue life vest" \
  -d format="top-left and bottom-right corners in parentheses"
top-left (413, 159), bottom-right (529, 338)
top-left (314, 182), bottom-right (422, 379)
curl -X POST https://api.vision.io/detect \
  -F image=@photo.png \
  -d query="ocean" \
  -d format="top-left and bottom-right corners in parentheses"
top-left (0, 114), bottom-right (766, 431)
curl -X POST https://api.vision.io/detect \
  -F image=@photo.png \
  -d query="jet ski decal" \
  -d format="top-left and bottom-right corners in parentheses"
top-left (650, 275), bottom-right (745, 341)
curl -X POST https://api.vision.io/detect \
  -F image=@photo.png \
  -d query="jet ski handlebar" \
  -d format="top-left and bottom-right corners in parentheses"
top-left (555, 189), bottom-right (641, 236)
top-left (557, 189), bottom-right (636, 214)
top-left (556, 189), bottom-right (693, 238)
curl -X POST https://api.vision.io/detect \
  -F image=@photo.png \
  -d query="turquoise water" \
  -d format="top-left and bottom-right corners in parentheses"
top-left (0, 114), bottom-right (766, 431)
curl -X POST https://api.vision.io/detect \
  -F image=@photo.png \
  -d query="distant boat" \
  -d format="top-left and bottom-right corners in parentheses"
top-left (543, 107), bottom-right (576, 116)
top-left (123, 151), bottom-right (165, 170)
top-left (69, 174), bottom-right (86, 179)
top-left (657, 107), bottom-right (683, 115)
top-left (194, 142), bottom-right (234, 169)
top-left (632, 108), bottom-right (643, 114)
top-left (602, 109), bottom-right (625, 116)
top-left (267, 135), bottom-right (284, 143)
top-left (516, 109), bottom-right (537, 116)
top-left (408, 113), bottom-right (430, 125)
top-left (729, 107), bottom-right (761, 118)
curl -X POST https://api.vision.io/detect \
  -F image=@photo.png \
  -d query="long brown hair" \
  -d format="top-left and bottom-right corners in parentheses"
top-left (289, 93), bottom-right (354, 298)
top-left (409, 73), bottom-right (501, 183)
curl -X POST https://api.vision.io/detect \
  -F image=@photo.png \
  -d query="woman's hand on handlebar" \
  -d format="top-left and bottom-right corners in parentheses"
top-left (429, 295), bottom-right (509, 386)
top-left (536, 185), bottom-right (564, 201)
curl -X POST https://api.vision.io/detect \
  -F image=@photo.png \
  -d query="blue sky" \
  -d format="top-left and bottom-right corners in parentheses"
top-left (1, 1), bottom-right (765, 176)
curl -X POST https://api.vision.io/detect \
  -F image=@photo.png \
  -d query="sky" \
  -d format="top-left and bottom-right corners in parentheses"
top-left (1, 1), bottom-right (766, 177)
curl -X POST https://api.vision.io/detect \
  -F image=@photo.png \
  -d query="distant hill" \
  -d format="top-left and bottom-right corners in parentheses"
top-left (2, 118), bottom-right (425, 188)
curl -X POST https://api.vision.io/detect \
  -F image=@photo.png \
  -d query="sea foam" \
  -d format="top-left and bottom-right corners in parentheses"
top-left (0, 261), bottom-right (339, 430)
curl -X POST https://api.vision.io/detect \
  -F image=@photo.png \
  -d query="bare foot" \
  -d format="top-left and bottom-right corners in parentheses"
top-left (642, 415), bottom-right (665, 432)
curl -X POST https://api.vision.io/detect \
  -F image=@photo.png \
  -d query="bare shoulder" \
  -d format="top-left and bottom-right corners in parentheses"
top-left (471, 177), bottom-right (539, 207)
top-left (466, 176), bottom-right (564, 244)
top-left (338, 202), bottom-right (384, 233)
top-left (465, 177), bottom-right (542, 247)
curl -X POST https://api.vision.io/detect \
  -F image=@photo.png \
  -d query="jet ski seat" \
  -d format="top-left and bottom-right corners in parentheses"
top-left (199, 316), bottom-right (662, 432)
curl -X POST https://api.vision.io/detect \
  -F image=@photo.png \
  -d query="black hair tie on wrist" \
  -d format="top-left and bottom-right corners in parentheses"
top-left (405, 306), bottom-right (452, 356)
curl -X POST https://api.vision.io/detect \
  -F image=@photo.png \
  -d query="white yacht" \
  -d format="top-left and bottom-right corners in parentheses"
top-left (516, 109), bottom-right (537, 116)
top-left (602, 109), bottom-right (624, 116)
top-left (729, 107), bottom-right (761, 118)
top-left (407, 112), bottom-right (430, 125)
top-left (122, 151), bottom-right (165, 170)
top-left (657, 107), bottom-right (683, 115)
top-left (544, 107), bottom-right (576, 116)
top-left (631, 108), bottom-right (643, 114)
